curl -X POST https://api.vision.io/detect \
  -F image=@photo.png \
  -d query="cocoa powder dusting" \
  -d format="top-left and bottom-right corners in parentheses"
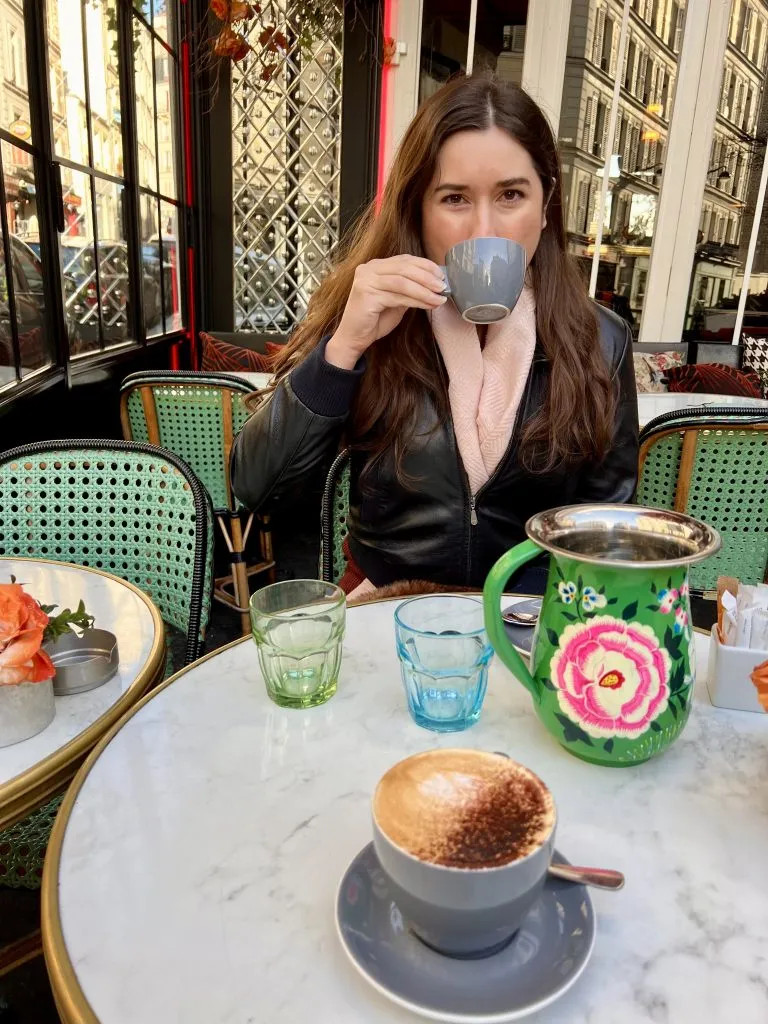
top-left (419, 773), bottom-right (552, 868)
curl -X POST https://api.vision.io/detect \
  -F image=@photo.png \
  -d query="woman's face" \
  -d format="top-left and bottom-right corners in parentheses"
top-left (421, 126), bottom-right (547, 266)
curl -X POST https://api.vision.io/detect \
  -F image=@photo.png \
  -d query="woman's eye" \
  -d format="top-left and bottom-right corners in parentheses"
top-left (441, 193), bottom-right (466, 205)
top-left (502, 189), bottom-right (523, 202)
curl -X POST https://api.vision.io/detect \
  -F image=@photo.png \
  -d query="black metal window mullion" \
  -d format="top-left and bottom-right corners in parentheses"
top-left (119, 0), bottom-right (146, 344)
top-left (24, 0), bottom-right (69, 377)
top-left (0, 155), bottom-right (22, 382)
top-left (78, 0), bottom-right (105, 351)
top-left (149, 31), bottom-right (166, 331)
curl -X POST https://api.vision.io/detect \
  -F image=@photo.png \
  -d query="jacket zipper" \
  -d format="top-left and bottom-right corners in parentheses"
top-left (469, 366), bottom-right (537, 520)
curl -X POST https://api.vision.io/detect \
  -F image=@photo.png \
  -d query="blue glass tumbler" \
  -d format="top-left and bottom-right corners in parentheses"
top-left (394, 596), bottom-right (494, 732)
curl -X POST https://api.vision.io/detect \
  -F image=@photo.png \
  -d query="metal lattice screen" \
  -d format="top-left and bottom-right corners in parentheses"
top-left (232, 3), bottom-right (344, 333)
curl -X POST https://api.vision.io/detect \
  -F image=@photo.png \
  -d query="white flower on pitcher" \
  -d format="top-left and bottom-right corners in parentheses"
top-left (558, 581), bottom-right (577, 604)
top-left (582, 586), bottom-right (607, 612)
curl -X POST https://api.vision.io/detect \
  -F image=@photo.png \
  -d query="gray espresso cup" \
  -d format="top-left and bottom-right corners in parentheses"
top-left (439, 237), bottom-right (527, 324)
top-left (371, 749), bottom-right (557, 959)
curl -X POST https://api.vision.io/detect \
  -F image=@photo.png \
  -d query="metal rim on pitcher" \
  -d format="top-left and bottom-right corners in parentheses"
top-left (524, 504), bottom-right (721, 570)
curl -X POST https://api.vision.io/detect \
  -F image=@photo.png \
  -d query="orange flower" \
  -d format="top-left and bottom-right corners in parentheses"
top-left (0, 583), bottom-right (54, 686)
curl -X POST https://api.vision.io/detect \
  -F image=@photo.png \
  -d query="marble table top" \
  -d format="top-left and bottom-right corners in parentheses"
top-left (44, 597), bottom-right (768, 1024)
top-left (227, 370), bottom-right (272, 389)
top-left (0, 558), bottom-right (164, 829)
top-left (637, 391), bottom-right (768, 427)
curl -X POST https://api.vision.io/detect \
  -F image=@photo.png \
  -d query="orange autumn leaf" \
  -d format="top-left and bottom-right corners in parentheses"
top-left (259, 25), bottom-right (288, 52)
top-left (213, 25), bottom-right (251, 61)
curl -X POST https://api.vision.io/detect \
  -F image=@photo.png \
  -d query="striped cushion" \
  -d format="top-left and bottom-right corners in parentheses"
top-left (665, 362), bottom-right (762, 398)
top-left (200, 331), bottom-right (273, 373)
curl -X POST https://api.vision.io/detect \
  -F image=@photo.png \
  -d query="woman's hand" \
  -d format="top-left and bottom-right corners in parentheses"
top-left (325, 255), bottom-right (447, 370)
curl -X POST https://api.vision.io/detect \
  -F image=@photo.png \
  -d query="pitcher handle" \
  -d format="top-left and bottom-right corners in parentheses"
top-left (483, 539), bottom-right (542, 702)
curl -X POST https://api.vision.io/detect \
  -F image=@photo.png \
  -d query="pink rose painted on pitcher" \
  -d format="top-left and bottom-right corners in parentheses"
top-left (550, 616), bottom-right (671, 740)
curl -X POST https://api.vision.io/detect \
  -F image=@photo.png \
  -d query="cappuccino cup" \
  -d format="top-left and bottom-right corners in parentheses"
top-left (439, 237), bottom-right (527, 324)
top-left (372, 749), bottom-right (556, 959)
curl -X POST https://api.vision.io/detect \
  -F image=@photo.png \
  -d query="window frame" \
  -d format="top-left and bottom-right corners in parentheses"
top-left (0, 0), bottom-right (188, 408)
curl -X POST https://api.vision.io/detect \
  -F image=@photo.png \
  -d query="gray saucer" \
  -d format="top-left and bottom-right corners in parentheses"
top-left (336, 843), bottom-right (595, 1023)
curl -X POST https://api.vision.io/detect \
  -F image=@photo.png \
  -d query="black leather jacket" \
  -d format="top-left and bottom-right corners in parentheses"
top-left (231, 304), bottom-right (638, 588)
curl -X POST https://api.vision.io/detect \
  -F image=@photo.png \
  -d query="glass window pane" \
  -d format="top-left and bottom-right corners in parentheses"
top-left (686, 0), bottom-right (768, 346)
top-left (52, 0), bottom-right (90, 166)
top-left (558, 0), bottom-right (685, 336)
top-left (3, 4), bottom-right (32, 146)
top-left (85, 0), bottom-right (123, 178)
top-left (155, 52), bottom-right (178, 198)
top-left (95, 178), bottom-right (129, 347)
top-left (140, 192), bottom-right (162, 336)
top-left (135, 21), bottom-right (158, 193)
top-left (60, 170), bottom-right (100, 355)
top-left (420, 1), bottom-right (470, 99)
top-left (160, 200), bottom-right (181, 331)
top-left (1, 142), bottom-right (54, 376)
top-left (474, 2), bottom-right (528, 82)
top-left (154, 0), bottom-right (175, 47)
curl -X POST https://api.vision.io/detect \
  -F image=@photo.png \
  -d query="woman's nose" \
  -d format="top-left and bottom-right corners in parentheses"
top-left (470, 203), bottom-right (497, 239)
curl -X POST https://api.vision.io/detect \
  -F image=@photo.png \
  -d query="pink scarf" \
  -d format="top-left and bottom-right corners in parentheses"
top-left (346, 286), bottom-right (537, 602)
top-left (431, 285), bottom-right (537, 495)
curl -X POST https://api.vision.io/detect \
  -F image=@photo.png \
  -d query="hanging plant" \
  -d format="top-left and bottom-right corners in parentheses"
top-left (196, 0), bottom-right (380, 109)
top-left (206, 0), bottom-right (363, 72)
top-left (209, 1), bottom-right (257, 62)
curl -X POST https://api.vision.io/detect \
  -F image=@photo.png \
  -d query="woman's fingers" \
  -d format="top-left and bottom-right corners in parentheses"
top-left (368, 256), bottom-right (446, 291)
top-left (372, 273), bottom-right (448, 309)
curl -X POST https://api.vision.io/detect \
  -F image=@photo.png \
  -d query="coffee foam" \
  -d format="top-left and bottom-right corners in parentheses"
top-left (373, 750), bottom-right (555, 869)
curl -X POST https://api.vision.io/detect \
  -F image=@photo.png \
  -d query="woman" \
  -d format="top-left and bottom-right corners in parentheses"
top-left (231, 75), bottom-right (638, 596)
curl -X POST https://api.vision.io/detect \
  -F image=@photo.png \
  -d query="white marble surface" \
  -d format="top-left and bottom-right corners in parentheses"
top-left (228, 370), bottom-right (272, 389)
top-left (638, 391), bottom-right (768, 427)
top-left (53, 598), bottom-right (768, 1024)
top-left (0, 559), bottom-right (157, 787)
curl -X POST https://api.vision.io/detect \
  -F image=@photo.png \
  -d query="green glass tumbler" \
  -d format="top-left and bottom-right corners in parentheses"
top-left (249, 579), bottom-right (346, 709)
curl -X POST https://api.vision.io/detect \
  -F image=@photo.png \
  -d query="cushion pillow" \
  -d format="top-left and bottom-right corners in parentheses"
top-left (742, 335), bottom-right (768, 398)
top-left (200, 331), bottom-right (273, 373)
top-left (665, 362), bottom-right (763, 398)
top-left (633, 350), bottom-right (685, 393)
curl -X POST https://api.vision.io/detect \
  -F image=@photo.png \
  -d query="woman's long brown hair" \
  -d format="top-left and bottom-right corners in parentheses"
top-left (258, 74), bottom-right (615, 475)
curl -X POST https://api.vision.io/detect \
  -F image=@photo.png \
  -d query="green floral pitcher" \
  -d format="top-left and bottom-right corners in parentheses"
top-left (483, 505), bottom-right (720, 767)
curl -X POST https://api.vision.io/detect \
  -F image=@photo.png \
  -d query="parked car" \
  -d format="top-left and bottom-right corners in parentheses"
top-left (27, 237), bottom-right (166, 337)
top-left (0, 235), bottom-right (49, 371)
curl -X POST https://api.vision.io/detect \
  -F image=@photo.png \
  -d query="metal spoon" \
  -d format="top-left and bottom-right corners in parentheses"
top-left (502, 606), bottom-right (540, 626)
top-left (548, 863), bottom-right (625, 891)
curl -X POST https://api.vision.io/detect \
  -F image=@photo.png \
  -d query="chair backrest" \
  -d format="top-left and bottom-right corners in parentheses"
top-left (320, 448), bottom-right (351, 585)
top-left (638, 409), bottom-right (768, 592)
top-left (0, 440), bottom-right (214, 666)
top-left (120, 371), bottom-right (255, 513)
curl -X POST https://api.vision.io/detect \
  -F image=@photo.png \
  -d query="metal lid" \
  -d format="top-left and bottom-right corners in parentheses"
top-left (47, 628), bottom-right (120, 696)
top-left (525, 504), bottom-right (721, 570)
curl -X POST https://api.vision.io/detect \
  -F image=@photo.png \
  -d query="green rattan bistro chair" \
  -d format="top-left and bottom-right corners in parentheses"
top-left (0, 439), bottom-right (214, 889)
top-left (320, 448), bottom-right (351, 585)
top-left (638, 407), bottom-right (768, 594)
top-left (121, 371), bottom-right (274, 634)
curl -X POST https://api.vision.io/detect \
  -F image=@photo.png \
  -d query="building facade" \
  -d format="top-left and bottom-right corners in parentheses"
top-left (556, 0), bottom-right (768, 328)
